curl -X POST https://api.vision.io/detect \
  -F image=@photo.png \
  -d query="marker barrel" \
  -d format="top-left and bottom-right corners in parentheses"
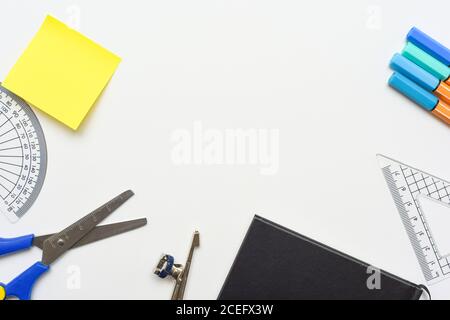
top-left (432, 101), bottom-right (450, 124)
top-left (434, 82), bottom-right (450, 105)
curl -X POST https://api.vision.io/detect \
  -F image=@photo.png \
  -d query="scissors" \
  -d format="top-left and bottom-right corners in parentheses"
top-left (0, 190), bottom-right (147, 300)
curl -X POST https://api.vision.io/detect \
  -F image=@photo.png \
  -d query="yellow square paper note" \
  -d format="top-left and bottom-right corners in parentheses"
top-left (3, 15), bottom-right (121, 130)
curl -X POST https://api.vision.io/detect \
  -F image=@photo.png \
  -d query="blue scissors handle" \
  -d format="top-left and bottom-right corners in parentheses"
top-left (0, 235), bottom-right (35, 256)
top-left (0, 235), bottom-right (48, 300)
top-left (0, 262), bottom-right (49, 300)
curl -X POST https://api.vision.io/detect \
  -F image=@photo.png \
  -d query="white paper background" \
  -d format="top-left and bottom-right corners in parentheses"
top-left (0, 0), bottom-right (448, 299)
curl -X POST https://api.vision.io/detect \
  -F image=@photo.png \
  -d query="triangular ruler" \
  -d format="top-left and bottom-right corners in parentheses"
top-left (378, 154), bottom-right (450, 285)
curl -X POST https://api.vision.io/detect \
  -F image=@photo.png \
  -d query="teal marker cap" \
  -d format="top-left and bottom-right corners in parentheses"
top-left (389, 72), bottom-right (438, 111)
top-left (402, 42), bottom-right (450, 80)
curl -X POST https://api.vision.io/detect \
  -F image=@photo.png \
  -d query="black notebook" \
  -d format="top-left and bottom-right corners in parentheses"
top-left (218, 215), bottom-right (427, 300)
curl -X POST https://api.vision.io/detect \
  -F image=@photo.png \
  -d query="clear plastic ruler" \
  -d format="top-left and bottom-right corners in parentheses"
top-left (0, 85), bottom-right (47, 222)
top-left (379, 154), bottom-right (450, 285)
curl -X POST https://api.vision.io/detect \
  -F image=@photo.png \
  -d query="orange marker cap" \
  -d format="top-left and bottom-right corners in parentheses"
top-left (446, 77), bottom-right (450, 86)
top-left (434, 82), bottom-right (450, 105)
top-left (432, 100), bottom-right (450, 125)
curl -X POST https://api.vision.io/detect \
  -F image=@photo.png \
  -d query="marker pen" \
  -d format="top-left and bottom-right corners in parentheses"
top-left (402, 43), bottom-right (450, 86)
top-left (390, 53), bottom-right (450, 105)
top-left (389, 72), bottom-right (450, 125)
top-left (407, 27), bottom-right (450, 66)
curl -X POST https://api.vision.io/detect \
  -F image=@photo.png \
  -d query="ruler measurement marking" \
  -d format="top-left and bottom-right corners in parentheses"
top-left (405, 168), bottom-right (442, 269)
top-left (382, 165), bottom-right (434, 281)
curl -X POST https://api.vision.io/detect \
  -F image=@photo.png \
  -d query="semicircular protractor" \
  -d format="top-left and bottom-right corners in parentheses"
top-left (0, 85), bottom-right (47, 222)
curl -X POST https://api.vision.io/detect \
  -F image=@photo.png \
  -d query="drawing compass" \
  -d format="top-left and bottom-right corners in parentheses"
top-left (154, 231), bottom-right (200, 300)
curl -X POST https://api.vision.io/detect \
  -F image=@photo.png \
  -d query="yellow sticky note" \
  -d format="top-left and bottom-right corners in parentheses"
top-left (3, 15), bottom-right (121, 130)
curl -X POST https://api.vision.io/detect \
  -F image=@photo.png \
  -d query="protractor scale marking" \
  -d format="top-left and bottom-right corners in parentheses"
top-left (0, 85), bottom-right (47, 222)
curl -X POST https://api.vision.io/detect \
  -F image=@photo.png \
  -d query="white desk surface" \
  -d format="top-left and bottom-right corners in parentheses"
top-left (0, 0), bottom-right (449, 300)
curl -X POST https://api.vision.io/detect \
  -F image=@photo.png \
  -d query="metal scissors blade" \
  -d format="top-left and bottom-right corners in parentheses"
top-left (33, 218), bottom-right (147, 250)
top-left (41, 190), bottom-right (134, 265)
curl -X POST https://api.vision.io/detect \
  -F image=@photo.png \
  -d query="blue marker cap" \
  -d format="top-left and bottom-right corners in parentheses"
top-left (390, 53), bottom-right (440, 92)
top-left (389, 72), bottom-right (438, 111)
top-left (407, 27), bottom-right (450, 66)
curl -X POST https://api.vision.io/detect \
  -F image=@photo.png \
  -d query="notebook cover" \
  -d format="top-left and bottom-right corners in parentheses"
top-left (218, 215), bottom-right (425, 300)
